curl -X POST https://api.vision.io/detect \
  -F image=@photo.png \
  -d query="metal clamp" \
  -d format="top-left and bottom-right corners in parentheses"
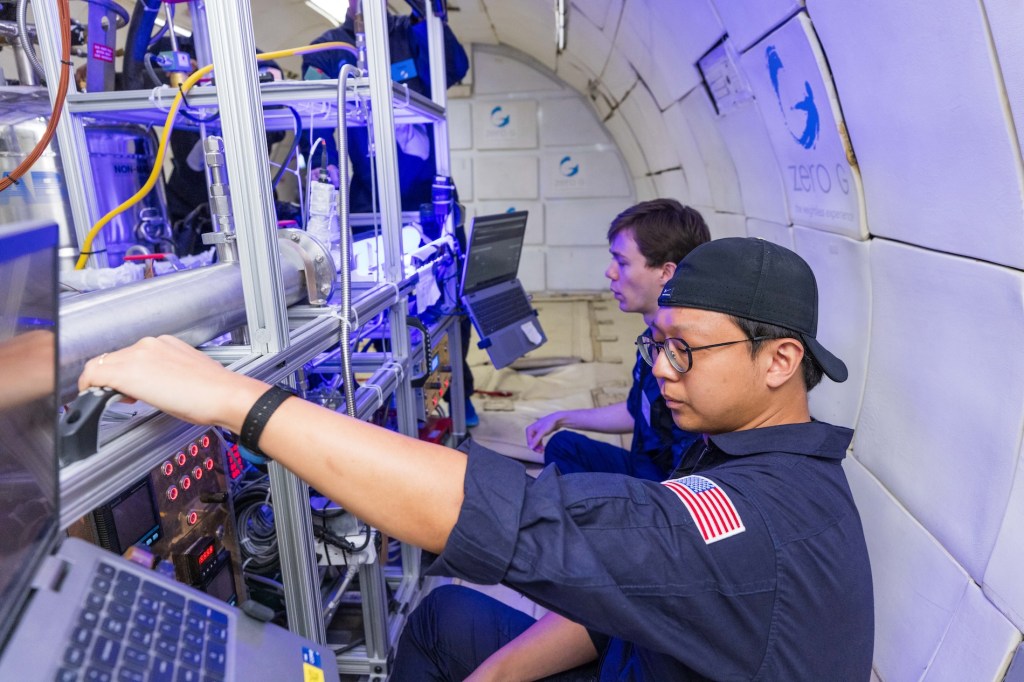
top-left (278, 228), bottom-right (336, 305)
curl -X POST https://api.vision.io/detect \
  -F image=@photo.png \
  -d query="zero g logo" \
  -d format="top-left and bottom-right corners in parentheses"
top-left (489, 105), bottom-right (510, 128)
top-left (766, 45), bottom-right (819, 150)
top-left (559, 155), bottom-right (579, 177)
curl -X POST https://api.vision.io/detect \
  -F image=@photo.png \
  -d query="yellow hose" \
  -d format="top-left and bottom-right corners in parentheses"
top-left (75, 41), bottom-right (356, 270)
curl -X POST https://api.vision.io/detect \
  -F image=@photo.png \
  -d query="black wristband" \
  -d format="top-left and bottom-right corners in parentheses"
top-left (239, 386), bottom-right (294, 458)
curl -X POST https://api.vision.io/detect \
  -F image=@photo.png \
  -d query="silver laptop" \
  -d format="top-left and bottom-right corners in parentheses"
top-left (0, 220), bottom-right (338, 682)
top-left (460, 211), bottom-right (547, 369)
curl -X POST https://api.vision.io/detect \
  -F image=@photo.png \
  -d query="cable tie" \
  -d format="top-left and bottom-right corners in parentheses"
top-left (366, 381), bottom-right (385, 410)
top-left (61, 59), bottom-right (73, 67)
top-left (78, 248), bottom-right (107, 256)
top-left (178, 84), bottom-right (191, 109)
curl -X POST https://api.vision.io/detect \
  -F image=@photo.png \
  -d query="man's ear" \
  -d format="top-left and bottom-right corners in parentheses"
top-left (659, 261), bottom-right (677, 286)
top-left (764, 338), bottom-right (805, 389)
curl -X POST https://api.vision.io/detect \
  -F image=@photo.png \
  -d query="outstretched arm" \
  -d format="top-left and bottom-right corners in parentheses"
top-left (77, 336), bottom-right (466, 553)
top-left (525, 401), bottom-right (633, 452)
top-left (466, 612), bottom-right (598, 682)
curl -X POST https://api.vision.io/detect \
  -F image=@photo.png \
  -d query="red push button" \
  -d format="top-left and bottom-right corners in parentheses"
top-left (180, 476), bottom-right (191, 491)
top-left (166, 486), bottom-right (179, 501)
top-left (161, 461), bottom-right (174, 477)
top-left (176, 452), bottom-right (187, 467)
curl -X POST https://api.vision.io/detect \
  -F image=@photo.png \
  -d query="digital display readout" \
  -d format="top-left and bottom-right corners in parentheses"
top-left (197, 542), bottom-right (215, 566)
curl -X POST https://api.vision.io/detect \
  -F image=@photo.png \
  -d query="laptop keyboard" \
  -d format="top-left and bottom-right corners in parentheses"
top-left (474, 288), bottom-right (534, 336)
top-left (56, 562), bottom-right (229, 682)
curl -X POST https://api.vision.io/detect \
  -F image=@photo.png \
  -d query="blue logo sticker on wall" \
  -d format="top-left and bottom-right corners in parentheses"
top-left (490, 105), bottom-right (511, 128)
top-left (506, 206), bottom-right (516, 213)
top-left (559, 155), bottom-right (580, 177)
top-left (766, 45), bottom-right (819, 150)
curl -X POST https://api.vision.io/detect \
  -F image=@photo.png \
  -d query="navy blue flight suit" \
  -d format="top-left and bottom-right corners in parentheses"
top-left (392, 421), bottom-right (874, 680)
top-left (545, 344), bottom-right (699, 481)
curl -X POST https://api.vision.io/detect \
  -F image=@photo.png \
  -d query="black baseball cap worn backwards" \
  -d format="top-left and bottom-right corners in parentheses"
top-left (657, 237), bottom-right (848, 383)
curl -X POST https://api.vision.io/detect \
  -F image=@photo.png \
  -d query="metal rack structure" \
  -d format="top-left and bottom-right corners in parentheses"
top-left (33, 0), bottom-right (465, 678)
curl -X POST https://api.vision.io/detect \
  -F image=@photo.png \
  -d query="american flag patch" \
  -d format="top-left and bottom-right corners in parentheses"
top-left (662, 475), bottom-right (745, 544)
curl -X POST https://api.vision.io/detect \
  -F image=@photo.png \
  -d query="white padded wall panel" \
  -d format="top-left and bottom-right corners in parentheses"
top-left (599, 49), bottom-right (639, 105)
top-left (746, 219), bottom-right (793, 248)
top-left (793, 227), bottom-right (870, 429)
top-left (554, 55), bottom-right (595, 96)
top-left (471, 48), bottom-right (562, 95)
top-left (707, 212), bottom-right (746, 239)
top-left (679, 90), bottom-right (744, 214)
top-left (661, 101), bottom-right (715, 208)
top-left (448, 99), bottom-right (473, 151)
top-left (713, 100), bottom-right (790, 224)
top-left (484, 0), bottom-right (557, 71)
top-left (571, 0), bottom-right (620, 31)
top-left (983, 441), bottom-right (1024, 631)
top-left (984, 0), bottom-right (1024, 162)
top-left (540, 151), bottom-right (632, 200)
top-left (844, 456), bottom-right (970, 682)
top-left (474, 156), bottom-right (538, 200)
top-left (520, 245), bottom-right (546, 292)
top-left (617, 0), bottom-right (724, 109)
top-left (923, 584), bottom-right (1020, 682)
top-left (617, 84), bottom-right (681, 173)
top-left (710, 0), bottom-right (801, 52)
top-left (855, 240), bottom-right (1024, 580)
top-left (742, 14), bottom-right (866, 239)
top-left (451, 155), bottom-right (474, 201)
top-left (475, 201), bottom-right (545, 245)
top-left (632, 176), bottom-right (657, 202)
top-left (807, 0), bottom-right (1024, 268)
top-left (546, 246), bottom-right (609, 291)
top-left (472, 100), bottom-right (539, 150)
top-left (652, 171), bottom-right (690, 205)
top-left (539, 98), bottom-right (611, 148)
top-left (545, 199), bottom-right (625, 246)
top-left (559, 7), bottom-right (613, 87)
top-left (604, 112), bottom-right (649, 179)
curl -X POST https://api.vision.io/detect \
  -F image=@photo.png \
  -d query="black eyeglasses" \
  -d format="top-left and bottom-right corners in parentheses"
top-left (636, 334), bottom-right (769, 374)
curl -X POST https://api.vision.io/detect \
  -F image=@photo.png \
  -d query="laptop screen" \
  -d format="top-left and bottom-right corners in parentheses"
top-left (461, 211), bottom-right (529, 296)
top-left (0, 221), bottom-right (59, 648)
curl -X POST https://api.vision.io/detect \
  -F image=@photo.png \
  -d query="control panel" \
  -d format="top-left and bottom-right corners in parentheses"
top-left (68, 429), bottom-right (245, 605)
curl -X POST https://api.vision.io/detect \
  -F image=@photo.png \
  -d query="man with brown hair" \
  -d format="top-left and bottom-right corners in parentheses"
top-left (79, 238), bottom-right (873, 680)
top-left (525, 198), bottom-right (710, 480)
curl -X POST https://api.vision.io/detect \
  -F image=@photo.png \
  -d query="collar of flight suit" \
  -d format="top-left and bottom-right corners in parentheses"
top-left (705, 420), bottom-right (853, 461)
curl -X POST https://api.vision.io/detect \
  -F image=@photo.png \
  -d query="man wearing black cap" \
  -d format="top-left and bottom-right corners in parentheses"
top-left (78, 238), bottom-right (874, 680)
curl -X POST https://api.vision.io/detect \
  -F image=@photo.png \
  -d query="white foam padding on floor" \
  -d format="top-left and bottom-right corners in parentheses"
top-left (854, 239), bottom-right (1024, 580)
top-left (469, 362), bottom-right (632, 463)
top-left (617, 0), bottom-right (724, 108)
top-left (742, 14), bottom-right (867, 239)
top-left (714, 99), bottom-right (791, 225)
top-left (984, 440), bottom-right (1024, 631)
top-left (844, 456), bottom-right (970, 682)
top-left (922, 583), bottom-right (1021, 682)
top-left (678, 90), bottom-right (745, 214)
top-left (711, 0), bottom-right (800, 51)
top-left (806, 0), bottom-right (1024, 269)
top-left (539, 96), bottom-right (612, 148)
top-left (793, 227), bottom-right (870, 429)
